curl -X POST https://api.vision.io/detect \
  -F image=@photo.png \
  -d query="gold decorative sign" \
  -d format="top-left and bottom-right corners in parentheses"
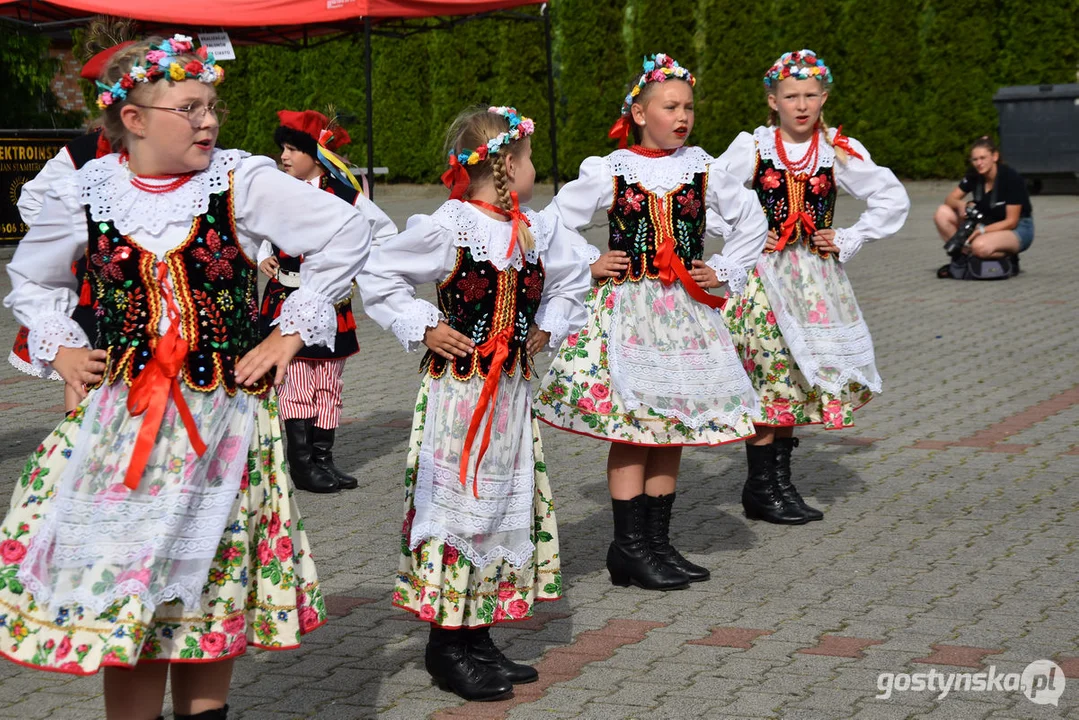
top-left (0, 132), bottom-right (81, 243)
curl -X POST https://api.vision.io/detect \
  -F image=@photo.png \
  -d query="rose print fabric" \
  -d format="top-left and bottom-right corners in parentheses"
top-left (394, 376), bottom-right (561, 628)
top-left (0, 397), bottom-right (326, 674)
top-left (724, 267), bottom-right (873, 429)
top-left (535, 282), bottom-right (756, 445)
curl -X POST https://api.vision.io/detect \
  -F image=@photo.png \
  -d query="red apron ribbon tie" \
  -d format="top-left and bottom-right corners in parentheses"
top-left (458, 325), bottom-right (514, 499)
top-left (123, 264), bottom-right (207, 490)
top-left (441, 155), bottom-right (471, 200)
top-left (831, 125), bottom-right (865, 161)
top-left (653, 199), bottom-right (726, 311)
top-left (776, 211), bottom-right (818, 253)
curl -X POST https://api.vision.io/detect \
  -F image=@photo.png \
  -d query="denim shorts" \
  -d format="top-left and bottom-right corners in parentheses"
top-left (1014, 216), bottom-right (1034, 252)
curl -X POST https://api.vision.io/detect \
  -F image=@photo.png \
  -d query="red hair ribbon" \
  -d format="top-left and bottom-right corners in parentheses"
top-left (458, 324), bottom-right (515, 498)
top-left (469, 191), bottom-right (531, 260)
top-left (776, 211), bottom-right (817, 252)
top-left (441, 155), bottom-right (470, 200)
top-left (123, 262), bottom-right (207, 490)
top-left (830, 125), bottom-right (864, 161)
top-left (653, 198), bottom-right (726, 311)
top-left (94, 133), bottom-right (113, 159)
top-left (608, 116), bottom-right (631, 149)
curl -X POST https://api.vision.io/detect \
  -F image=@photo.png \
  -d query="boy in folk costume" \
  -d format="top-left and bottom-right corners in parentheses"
top-left (258, 109), bottom-right (397, 493)
top-left (715, 50), bottom-right (909, 523)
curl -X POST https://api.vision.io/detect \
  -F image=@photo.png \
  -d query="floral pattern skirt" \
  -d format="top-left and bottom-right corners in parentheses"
top-left (0, 398), bottom-right (326, 675)
top-left (393, 376), bottom-right (561, 628)
top-left (534, 282), bottom-right (755, 446)
top-left (724, 269), bottom-right (873, 429)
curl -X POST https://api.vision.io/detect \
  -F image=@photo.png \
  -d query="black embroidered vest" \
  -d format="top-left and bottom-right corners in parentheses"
top-left (752, 153), bottom-right (837, 258)
top-left (605, 172), bottom-right (708, 285)
top-left (86, 182), bottom-right (269, 396)
top-left (422, 245), bottom-right (545, 381)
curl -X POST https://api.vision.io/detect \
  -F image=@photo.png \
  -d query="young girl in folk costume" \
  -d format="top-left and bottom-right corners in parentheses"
top-left (534, 54), bottom-right (766, 591)
top-left (258, 109), bottom-right (396, 494)
top-left (359, 106), bottom-right (589, 701)
top-left (8, 42), bottom-right (133, 413)
top-left (715, 49), bottom-right (909, 524)
top-left (0, 35), bottom-right (376, 719)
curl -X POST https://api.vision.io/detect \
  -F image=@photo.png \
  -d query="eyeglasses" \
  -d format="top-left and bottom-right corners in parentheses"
top-left (130, 100), bottom-right (229, 128)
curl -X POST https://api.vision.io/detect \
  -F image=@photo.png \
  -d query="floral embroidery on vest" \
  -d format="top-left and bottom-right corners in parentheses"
top-left (424, 246), bottom-right (545, 382)
top-left (752, 153), bottom-right (837, 259)
top-left (605, 172), bottom-right (708, 284)
top-left (87, 176), bottom-right (269, 396)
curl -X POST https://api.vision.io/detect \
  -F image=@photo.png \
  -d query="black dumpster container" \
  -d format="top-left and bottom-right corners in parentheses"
top-left (993, 84), bottom-right (1079, 191)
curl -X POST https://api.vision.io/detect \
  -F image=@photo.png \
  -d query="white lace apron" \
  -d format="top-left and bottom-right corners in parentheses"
top-left (412, 371), bottom-right (535, 569)
top-left (19, 382), bottom-right (256, 615)
top-left (607, 278), bottom-right (759, 429)
top-left (755, 245), bottom-right (881, 395)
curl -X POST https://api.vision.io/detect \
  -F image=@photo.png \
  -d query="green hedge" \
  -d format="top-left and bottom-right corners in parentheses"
top-left (206, 0), bottom-right (1078, 181)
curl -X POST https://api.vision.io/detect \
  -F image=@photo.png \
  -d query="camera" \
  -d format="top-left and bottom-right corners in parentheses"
top-left (944, 205), bottom-right (984, 257)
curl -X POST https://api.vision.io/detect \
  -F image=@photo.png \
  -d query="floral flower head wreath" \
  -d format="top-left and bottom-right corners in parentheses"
top-left (608, 53), bottom-right (695, 149)
top-left (441, 106), bottom-right (535, 201)
top-left (95, 34), bottom-right (224, 110)
top-left (763, 48), bottom-right (833, 90)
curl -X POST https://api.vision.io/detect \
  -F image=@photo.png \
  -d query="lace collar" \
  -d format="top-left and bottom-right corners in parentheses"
top-left (79, 149), bottom-right (247, 235)
top-left (753, 126), bottom-right (835, 173)
top-left (604, 145), bottom-right (712, 191)
top-left (430, 200), bottom-right (552, 272)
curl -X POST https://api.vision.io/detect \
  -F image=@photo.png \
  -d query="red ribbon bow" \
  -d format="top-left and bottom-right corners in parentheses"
top-left (441, 155), bottom-right (471, 200)
top-left (123, 263), bottom-right (207, 490)
top-left (653, 198), bottom-right (725, 311)
top-left (458, 325), bottom-right (515, 498)
top-left (608, 116), bottom-right (631, 149)
top-left (469, 192), bottom-right (531, 260)
top-left (831, 125), bottom-right (864, 161)
top-left (776, 211), bottom-right (818, 252)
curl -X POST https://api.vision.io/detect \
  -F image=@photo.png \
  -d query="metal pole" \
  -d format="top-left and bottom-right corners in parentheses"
top-left (542, 3), bottom-right (560, 193)
top-left (364, 16), bottom-right (376, 199)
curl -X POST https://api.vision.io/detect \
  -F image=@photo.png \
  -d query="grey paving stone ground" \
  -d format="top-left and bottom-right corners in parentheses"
top-left (0, 179), bottom-right (1075, 719)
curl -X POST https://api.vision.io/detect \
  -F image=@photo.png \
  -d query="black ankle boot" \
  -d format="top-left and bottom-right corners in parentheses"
top-left (773, 437), bottom-right (823, 521)
top-left (466, 626), bottom-right (538, 684)
top-left (310, 425), bottom-right (358, 489)
top-left (425, 626), bottom-right (513, 701)
top-left (175, 705), bottom-right (228, 720)
top-left (284, 418), bottom-right (338, 494)
top-left (644, 493), bottom-right (710, 582)
top-left (607, 495), bottom-right (690, 590)
top-left (742, 444), bottom-right (807, 524)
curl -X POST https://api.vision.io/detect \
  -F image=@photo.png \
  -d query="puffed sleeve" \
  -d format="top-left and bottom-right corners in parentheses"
top-left (233, 157), bottom-right (386, 350)
top-left (831, 134), bottom-right (910, 264)
top-left (357, 215), bottom-right (457, 352)
top-left (533, 211), bottom-right (591, 349)
top-left (4, 177), bottom-right (91, 368)
top-left (703, 163), bottom-right (768, 295)
top-left (361, 196), bottom-right (398, 246)
top-left (546, 155), bottom-right (611, 264)
top-left (16, 146), bottom-right (77, 227)
top-left (713, 131), bottom-right (757, 187)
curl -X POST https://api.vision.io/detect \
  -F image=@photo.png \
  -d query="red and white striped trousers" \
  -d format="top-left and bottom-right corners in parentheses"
top-left (275, 357), bottom-right (347, 428)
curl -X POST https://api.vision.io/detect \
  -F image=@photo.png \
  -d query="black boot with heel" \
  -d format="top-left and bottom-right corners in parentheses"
top-left (466, 626), bottom-right (538, 684)
top-left (174, 705), bottom-right (228, 720)
top-left (742, 444), bottom-right (807, 524)
top-left (310, 425), bottom-right (358, 490)
top-left (425, 625), bottom-right (512, 701)
top-left (284, 418), bottom-right (339, 494)
top-left (644, 493), bottom-right (710, 582)
top-left (773, 437), bottom-right (823, 521)
top-left (607, 494), bottom-right (690, 590)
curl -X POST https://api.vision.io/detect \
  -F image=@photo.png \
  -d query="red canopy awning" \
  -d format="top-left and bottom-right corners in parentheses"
top-left (0, 0), bottom-right (543, 27)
